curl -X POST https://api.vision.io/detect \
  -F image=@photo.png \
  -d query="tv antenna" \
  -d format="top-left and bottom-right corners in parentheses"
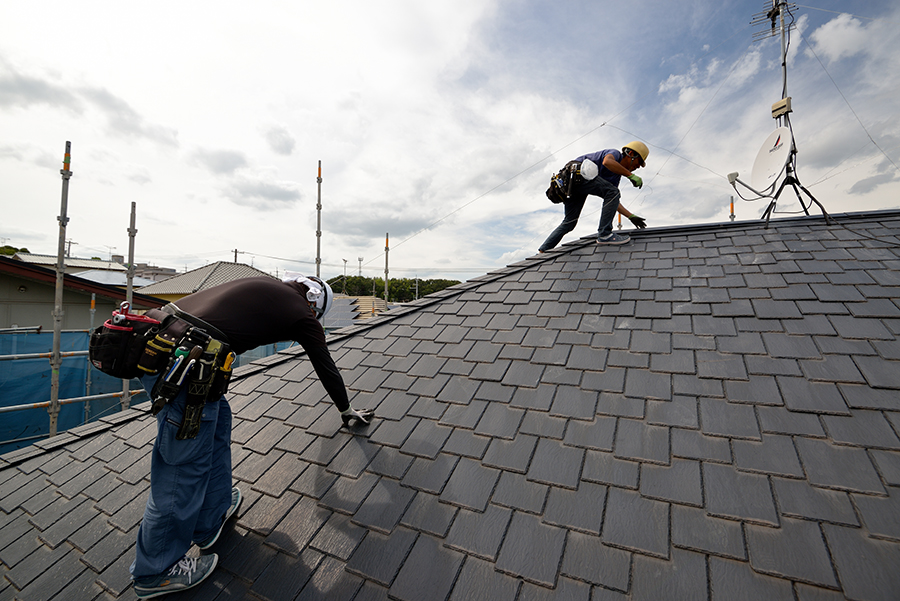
top-left (727, 0), bottom-right (831, 227)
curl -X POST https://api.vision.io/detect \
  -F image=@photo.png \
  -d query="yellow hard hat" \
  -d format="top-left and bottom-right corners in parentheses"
top-left (622, 141), bottom-right (649, 166)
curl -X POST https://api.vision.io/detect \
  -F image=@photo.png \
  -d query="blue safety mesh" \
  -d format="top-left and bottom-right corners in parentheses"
top-left (0, 331), bottom-right (149, 454)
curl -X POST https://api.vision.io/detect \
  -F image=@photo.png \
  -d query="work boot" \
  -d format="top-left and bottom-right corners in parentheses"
top-left (196, 487), bottom-right (242, 550)
top-left (133, 554), bottom-right (218, 599)
top-left (597, 233), bottom-right (631, 245)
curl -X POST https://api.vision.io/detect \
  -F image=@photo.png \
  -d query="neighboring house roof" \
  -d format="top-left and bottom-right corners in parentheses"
top-left (2, 210), bottom-right (900, 600)
top-left (322, 296), bottom-right (361, 332)
top-left (137, 261), bottom-right (275, 296)
top-left (75, 269), bottom-right (157, 288)
top-left (0, 255), bottom-right (165, 310)
top-left (12, 253), bottom-right (128, 272)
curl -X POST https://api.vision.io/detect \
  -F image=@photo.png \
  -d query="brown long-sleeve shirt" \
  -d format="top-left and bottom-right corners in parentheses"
top-left (174, 277), bottom-right (349, 411)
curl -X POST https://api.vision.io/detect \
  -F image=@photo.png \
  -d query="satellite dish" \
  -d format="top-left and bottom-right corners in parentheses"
top-left (751, 127), bottom-right (792, 190)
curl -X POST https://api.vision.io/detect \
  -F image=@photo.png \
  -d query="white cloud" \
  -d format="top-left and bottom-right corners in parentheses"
top-left (224, 176), bottom-right (302, 208)
top-left (0, 63), bottom-right (81, 111)
top-left (1, 0), bottom-right (898, 281)
top-left (190, 149), bottom-right (249, 175)
top-left (808, 13), bottom-right (870, 63)
top-left (263, 126), bottom-right (295, 156)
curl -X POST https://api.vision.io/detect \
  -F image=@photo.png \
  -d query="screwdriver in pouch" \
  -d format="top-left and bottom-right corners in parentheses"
top-left (151, 345), bottom-right (190, 415)
top-left (176, 345), bottom-right (209, 440)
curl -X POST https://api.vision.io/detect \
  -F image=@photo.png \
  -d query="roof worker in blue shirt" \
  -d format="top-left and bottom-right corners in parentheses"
top-left (538, 141), bottom-right (649, 252)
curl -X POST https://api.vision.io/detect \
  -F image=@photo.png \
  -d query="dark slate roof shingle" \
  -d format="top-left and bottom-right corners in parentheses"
top-left (3, 210), bottom-right (900, 600)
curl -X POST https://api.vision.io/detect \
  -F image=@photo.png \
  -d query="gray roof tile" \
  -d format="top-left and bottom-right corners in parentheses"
top-left (6, 211), bottom-right (900, 599)
top-left (495, 512), bottom-right (566, 587)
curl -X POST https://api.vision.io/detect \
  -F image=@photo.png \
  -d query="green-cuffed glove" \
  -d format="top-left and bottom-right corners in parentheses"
top-left (627, 174), bottom-right (643, 188)
top-left (629, 215), bottom-right (647, 229)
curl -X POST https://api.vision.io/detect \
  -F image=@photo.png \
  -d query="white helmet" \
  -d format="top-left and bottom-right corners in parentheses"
top-left (307, 276), bottom-right (334, 320)
top-left (283, 272), bottom-right (334, 320)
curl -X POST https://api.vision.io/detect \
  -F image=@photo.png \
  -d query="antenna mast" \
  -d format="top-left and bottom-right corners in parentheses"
top-left (730, 0), bottom-right (831, 227)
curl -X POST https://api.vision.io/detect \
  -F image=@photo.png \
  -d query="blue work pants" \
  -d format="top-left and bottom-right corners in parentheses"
top-left (130, 374), bottom-right (233, 580)
top-left (539, 176), bottom-right (621, 251)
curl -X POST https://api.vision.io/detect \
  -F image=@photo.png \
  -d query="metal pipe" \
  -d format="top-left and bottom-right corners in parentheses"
top-left (0, 326), bottom-right (43, 335)
top-left (0, 350), bottom-right (88, 361)
top-left (0, 390), bottom-right (146, 415)
top-left (384, 233), bottom-right (389, 303)
top-left (49, 141), bottom-right (73, 437)
top-left (122, 202), bottom-right (137, 412)
top-left (86, 294), bottom-right (96, 418)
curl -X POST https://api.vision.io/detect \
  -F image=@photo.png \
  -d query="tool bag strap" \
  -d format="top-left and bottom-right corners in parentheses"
top-left (161, 304), bottom-right (230, 346)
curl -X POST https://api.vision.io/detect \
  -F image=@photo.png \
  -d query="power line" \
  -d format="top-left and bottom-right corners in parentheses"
top-left (799, 31), bottom-right (900, 175)
top-left (792, 4), bottom-right (885, 22)
top-left (647, 45), bottom-right (754, 181)
top-left (238, 251), bottom-right (497, 275)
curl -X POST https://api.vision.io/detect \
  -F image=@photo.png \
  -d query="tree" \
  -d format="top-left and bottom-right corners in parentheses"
top-left (325, 276), bottom-right (460, 303)
top-left (0, 245), bottom-right (29, 256)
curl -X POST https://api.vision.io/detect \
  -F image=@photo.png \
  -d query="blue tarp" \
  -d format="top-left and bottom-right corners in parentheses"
top-left (0, 331), bottom-right (148, 454)
top-left (0, 332), bottom-right (290, 454)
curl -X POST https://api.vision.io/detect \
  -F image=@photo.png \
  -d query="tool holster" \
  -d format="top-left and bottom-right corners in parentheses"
top-left (148, 305), bottom-right (234, 440)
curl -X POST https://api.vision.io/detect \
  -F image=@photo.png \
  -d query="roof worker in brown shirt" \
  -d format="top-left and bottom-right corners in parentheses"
top-left (131, 273), bottom-right (372, 598)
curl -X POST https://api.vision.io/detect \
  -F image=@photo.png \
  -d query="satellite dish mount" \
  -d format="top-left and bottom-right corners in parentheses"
top-left (727, 0), bottom-right (832, 228)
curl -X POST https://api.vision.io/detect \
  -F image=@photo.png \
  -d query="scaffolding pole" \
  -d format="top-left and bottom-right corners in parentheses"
top-left (316, 161), bottom-right (322, 278)
top-left (384, 233), bottom-right (389, 303)
top-left (121, 202), bottom-right (137, 412)
top-left (49, 142), bottom-right (72, 437)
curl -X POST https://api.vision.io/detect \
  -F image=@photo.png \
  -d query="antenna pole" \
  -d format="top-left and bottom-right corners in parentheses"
top-left (739, 2), bottom-right (832, 228)
top-left (777, 0), bottom-right (788, 104)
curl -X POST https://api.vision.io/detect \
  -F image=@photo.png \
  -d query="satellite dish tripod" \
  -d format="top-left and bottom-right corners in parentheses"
top-left (760, 137), bottom-right (831, 228)
top-left (728, 0), bottom-right (832, 228)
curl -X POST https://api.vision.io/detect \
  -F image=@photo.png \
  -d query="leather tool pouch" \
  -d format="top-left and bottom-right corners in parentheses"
top-left (89, 305), bottom-right (192, 380)
top-left (90, 305), bottom-right (162, 380)
top-left (545, 161), bottom-right (582, 204)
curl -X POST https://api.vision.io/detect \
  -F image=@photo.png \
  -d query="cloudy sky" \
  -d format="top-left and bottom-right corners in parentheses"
top-left (2, 0), bottom-right (898, 283)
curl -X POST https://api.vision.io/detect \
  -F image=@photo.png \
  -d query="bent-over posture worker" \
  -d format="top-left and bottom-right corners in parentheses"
top-left (539, 140), bottom-right (649, 252)
top-left (130, 274), bottom-right (372, 598)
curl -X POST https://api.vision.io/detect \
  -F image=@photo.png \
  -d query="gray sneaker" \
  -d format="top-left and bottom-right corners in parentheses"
top-left (196, 487), bottom-right (242, 550)
top-left (134, 554), bottom-right (218, 599)
top-left (597, 232), bottom-right (631, 245)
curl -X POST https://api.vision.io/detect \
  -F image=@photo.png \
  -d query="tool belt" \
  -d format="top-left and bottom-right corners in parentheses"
top-left (546, 160), bottom-right (582, 203)
top-left (89, 302), bottom-right (236, 438)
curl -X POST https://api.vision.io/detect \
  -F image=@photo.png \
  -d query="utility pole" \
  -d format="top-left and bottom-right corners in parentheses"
top-left (384, 233), bottom-right (389, 303)
top-left (342, 258), bottom-right (347, 293)
top-left (316, 160), bottom-right (322, 278)
top-left (358, 256), bottom-right (363, 277)
top-left (49, 142), bottom-right (72, 437)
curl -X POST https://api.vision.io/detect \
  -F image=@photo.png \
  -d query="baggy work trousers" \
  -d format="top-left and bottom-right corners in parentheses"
top-left (130, 374), bottom-right (232, 580)
top-left (539, 176), bottom-right (622, 252)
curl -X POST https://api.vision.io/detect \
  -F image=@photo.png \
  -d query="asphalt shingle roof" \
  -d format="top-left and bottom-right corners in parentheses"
top-left (2, 210), bottom-right (900, 600)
